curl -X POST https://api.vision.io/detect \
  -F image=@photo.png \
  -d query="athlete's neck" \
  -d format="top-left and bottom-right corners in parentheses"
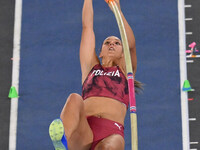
top-left (102, 60), bottom-right (118, 67)
top-left (101, 57), bottom-right (125, 72)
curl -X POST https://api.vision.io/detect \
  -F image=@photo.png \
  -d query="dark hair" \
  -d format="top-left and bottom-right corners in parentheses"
top-left (134, 79), bottom-right (144, 94)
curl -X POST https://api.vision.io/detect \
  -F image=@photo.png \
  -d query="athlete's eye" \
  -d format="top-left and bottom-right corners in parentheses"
top-left (115, 42), bottom-right (120, 45)
top-left (104, 41), bottom-right (110, 45)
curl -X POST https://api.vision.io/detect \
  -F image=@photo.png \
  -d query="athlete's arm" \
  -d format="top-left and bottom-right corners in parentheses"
top-left (120, 10), bottom-right (137, 76)
top-left (80, 0), bottom-right (99, 83)
top-left (107, 0), bottom-right (137, 75)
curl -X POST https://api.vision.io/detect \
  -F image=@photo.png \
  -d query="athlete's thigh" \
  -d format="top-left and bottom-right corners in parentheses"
top-left (61, 94), bottom-right (93, 149)
top-left (69, 114), bottom-right (93, 150)
top-left (95, 134), bottom-right (125, 150)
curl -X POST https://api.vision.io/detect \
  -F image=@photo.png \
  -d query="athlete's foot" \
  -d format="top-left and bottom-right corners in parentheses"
top-left (49, 119), bottom-right (68, 150)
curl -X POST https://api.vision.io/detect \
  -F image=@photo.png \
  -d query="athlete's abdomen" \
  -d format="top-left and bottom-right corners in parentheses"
top-left (83, 96), bottom-right (127, 125)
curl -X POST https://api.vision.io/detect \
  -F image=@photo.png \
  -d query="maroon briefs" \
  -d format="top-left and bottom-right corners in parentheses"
top-left (87, 116), bottom-right (124, 150)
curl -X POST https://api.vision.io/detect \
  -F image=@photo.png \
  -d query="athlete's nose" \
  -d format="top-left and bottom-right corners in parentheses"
top-left (109, 41), bottom-right (115, 46)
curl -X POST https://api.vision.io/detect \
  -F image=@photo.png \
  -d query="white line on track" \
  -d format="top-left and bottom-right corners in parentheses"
top-left (186, 55), bottom-right (200, 58)
top-left (190, 142), bottom-right (199, 144)
top-left (185, 5), bottom-right (192, 8)
top-left (189, 118), bottom-right (196, 121)
top-left (9, 0), bottom-right (22, 149)
top-left (186, 32), bottom-right (193, 35)
top-left (186, 60), bottom-right (194, 63)
top-left (185, 18), bottom-right (193, 21)
top-left (178, 0), bottom-right (190, 149)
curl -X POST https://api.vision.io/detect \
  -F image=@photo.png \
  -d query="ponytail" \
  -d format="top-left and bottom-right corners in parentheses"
top-left (134, 79), bottom-right (144, 94)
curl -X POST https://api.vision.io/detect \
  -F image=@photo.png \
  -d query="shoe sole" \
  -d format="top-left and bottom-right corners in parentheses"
top-left (49, 119), bottom-right (66, 150)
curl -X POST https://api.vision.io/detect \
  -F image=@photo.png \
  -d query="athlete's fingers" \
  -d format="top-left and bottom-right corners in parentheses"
top-left (105, 0), bottom-right (121, 12)
top-left (105, 0), bottom-right (114, 4)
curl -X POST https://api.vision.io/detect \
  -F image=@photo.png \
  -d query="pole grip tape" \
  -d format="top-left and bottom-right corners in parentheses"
top-left (127, 72), bottom-right (136, 113)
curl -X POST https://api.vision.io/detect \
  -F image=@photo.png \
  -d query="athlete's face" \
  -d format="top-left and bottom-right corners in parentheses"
top-left (99, 36), bottom-right (123, 60)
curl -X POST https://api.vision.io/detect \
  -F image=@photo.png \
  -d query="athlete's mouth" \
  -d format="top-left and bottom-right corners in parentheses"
top-left (109, 47), bottom-right (115, 51)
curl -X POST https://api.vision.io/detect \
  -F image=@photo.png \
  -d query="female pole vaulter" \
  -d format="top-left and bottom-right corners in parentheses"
top-left (49, 0), bottom-right (142, 149)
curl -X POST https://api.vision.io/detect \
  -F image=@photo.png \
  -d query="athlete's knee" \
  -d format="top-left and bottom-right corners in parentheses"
top-left (68, 93), bottom-right (82, 100)
top-left (60, 93), bottom-right (83, 118)
top-left (67, 93), bottom-right (83, 108)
